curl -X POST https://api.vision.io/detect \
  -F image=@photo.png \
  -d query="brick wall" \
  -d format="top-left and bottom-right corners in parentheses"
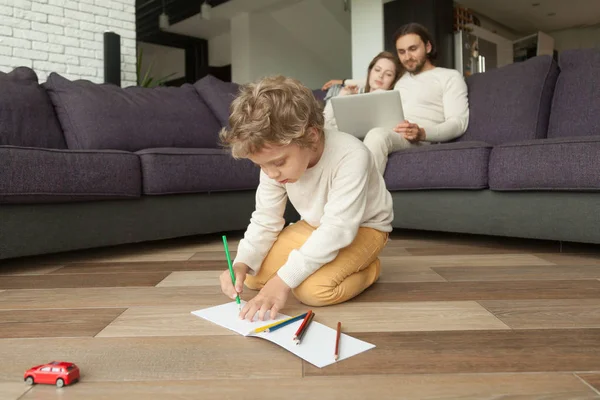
top-left (0, 0), bottom-right (137, 87)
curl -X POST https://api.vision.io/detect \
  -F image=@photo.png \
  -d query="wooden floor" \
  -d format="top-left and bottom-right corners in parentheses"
top-left (1, 229), bottom-right (600, 399)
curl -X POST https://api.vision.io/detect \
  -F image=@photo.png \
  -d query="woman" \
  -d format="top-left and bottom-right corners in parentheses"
top-left (323, 51), bottom-right (402, 131)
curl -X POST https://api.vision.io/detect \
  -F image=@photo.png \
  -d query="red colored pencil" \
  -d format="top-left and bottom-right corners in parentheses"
top-left (334, 321), bottom-right (341, 361)
top-left (294, 312), bottom-right (315, 345)
top-left (292, 310), bottom-right (312, 340)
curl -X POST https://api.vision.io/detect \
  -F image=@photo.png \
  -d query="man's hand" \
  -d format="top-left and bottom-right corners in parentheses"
top-left (394, 120), bottom-right (426, 142)
top-left (239, 275), bottom-right (291, 321)
top-left (219, 263), bottom-right (248, 300)
top-left (321, 79), bottom-right (343, 91)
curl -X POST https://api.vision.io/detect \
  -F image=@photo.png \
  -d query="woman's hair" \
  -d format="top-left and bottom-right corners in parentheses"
top-left (364, 51), bottom-right (402, 93)
top-left (219, 75), bottom-right (324, 159)
top-left (393, 22), bottom-right (437, 63)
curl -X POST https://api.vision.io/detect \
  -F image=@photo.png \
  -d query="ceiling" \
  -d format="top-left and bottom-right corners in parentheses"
top-left (457, 0), bottom-right (600, 33)
top-left (164, 0), bottom-right (305, 39)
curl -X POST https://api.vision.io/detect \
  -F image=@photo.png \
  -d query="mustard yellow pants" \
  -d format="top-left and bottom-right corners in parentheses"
top-left (245, 220), bottom-right (389, 307)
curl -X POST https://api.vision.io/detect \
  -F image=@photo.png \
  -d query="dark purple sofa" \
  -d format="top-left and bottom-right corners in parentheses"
top-left (1, 48), bottom-right (599, 260)
top-left (385, 48), bottom-right (600, 244)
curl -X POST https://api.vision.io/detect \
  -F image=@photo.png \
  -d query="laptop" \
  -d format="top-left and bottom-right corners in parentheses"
top-left (330, 90), bottom-right (405, 139)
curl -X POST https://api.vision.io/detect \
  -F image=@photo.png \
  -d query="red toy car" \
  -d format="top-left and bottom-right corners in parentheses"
top-left (24, 361), bottom-right (80, 388)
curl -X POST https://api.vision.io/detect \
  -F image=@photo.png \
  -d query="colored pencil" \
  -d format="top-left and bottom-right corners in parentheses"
top-left (266, 312), bottom-right (309, 332)
top-left (222, 235), bottom-right (240, 311)
top-left (294, 312), bottom-right (315, 345)
top-left (334, 322), bottom-right (341, 361)
top-left (293, 310), bottom-right (313, 340)
top-left (252, 312), bottom-right (308, 334)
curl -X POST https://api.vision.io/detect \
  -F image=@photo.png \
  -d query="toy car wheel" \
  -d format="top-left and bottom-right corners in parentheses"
top-left (25, 376), bottom-right (34, 385)
top-left (56, 378), bottom-right (64, 388)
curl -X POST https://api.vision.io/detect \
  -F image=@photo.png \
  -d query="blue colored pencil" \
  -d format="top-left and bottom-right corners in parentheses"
top-left (265, 312), bottom-right (308, 333)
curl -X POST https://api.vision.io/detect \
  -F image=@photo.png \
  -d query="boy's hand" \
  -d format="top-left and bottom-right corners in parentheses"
top-left (394, 120), bottom-right (426, 142)
top-left (239, 275), bottom-right (291, 321)
top-left (220, 263), bottom-right (248, 300)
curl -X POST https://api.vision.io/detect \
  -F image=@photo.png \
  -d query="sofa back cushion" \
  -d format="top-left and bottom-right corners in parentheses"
top-left (457, 55), bottom-right (559, 145)
top-left (193, 75), bottom-right (240, 128)
top-left (0, 67), bottom-right (67, 149)
top-left (547, 48), bottom-right (600, 138)
top-left (43, 73), bottom-right (222, 151)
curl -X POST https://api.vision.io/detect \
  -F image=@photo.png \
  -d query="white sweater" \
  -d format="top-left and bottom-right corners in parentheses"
top-left (337, 67), bottom-right (469, 142)
top-left (233, 129), bottom-right (394, 289)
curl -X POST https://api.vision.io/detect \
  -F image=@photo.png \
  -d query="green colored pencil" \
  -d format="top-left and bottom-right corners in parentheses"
top-left (222, 235), bottom-right (241, 310)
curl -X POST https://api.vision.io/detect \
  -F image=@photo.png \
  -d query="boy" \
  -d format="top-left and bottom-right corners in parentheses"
top-left (218, 75), bottom-right (393, 321)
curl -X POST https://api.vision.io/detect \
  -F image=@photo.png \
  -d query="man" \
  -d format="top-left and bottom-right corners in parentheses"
top-left (322, 23), bottom-right (469, 174)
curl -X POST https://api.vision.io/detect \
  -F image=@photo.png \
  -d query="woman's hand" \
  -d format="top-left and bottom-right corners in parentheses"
top-left (339, 84), bottom-right (359, 96)
top-left (239, 275), bottom-right (291, 321)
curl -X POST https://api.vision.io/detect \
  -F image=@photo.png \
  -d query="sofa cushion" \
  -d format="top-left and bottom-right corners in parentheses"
top-left (0, 146), bottom-right (141, 204)
top-left (0, 67), bottom-right (67, 149)
top-left (43, 73), bottom-right (222, 151)
top-left (136, 148), bottom-right (259, 195)
top-left (384, 141), bottom-right (491, 190)
top-left (547, 49), bottom-right (600, 138)
top-left (193, 75), bottom-right (240, 127)
top-left (456, 55), bottom-right (559, 145)
top-left (489, 136), bottom-right (600, 191)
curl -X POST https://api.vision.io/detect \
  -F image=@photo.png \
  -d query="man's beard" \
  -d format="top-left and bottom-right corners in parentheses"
top-left (404, 57), bottom-right (427, 73)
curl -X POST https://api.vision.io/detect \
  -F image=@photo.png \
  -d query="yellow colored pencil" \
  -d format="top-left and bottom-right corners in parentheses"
top-left (252, 312), bottom-right (307, 334)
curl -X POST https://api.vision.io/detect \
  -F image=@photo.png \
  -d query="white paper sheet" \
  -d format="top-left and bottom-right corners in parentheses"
top-left (191, 301), bottom-right (375, 368)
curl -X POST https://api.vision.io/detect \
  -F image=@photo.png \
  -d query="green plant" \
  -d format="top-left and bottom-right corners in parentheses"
top-left (136, 47), bottom-right (177, 87)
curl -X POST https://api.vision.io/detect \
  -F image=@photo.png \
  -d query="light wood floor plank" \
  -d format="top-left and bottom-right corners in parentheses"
top-left (0, 287), bottom-right (302, 310)
top-left (155, 271), bottom-right (222, 287)
top-left (354, 280), bottom-right (600, 302)
top-left (378, 254), bottom-right (554, 268)
top-left (0, 336), bottom-right (302, 382)
top-left (479, 300), bottom-right (600, 329)
top-left (51, 261), bottom-right (224, 274)
top-left (74, 252), bottom-right (197, 263)
top-left (304, 329), bottom-right (600, 376)
top-left (406, 244), bottom-right (557, 256)
top-left (378, 265), bottom-right (446, 282)
top-left (95, 305), bottom-right (233, 337)
top-left (96, 301), bottom-right (508, 338)
top-left (0, 287), bottom-right (223, 310)
top-left (0, 383), bottom-right (31, 400)
top-left (188, 251), bottom-right (236, 261)
top-left (577, 373), bottom-right (600, 394)
top-left (434, 265), bottom-right (600, 281)
top-left (0, 272), bottom-right (170, 289)
top-left (0, 264), bottom-right (64, 276)
top-left (16, 374), bottom-right (600, 400)
top-left (536, 254), bottom-right (600, 266)
top-left (0, 308), bottom-right (126, 338)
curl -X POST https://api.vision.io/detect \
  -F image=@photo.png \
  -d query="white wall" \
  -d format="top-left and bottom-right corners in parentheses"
top-left (350, 0), bottom-right (384, 79)
top-left (0, 0), bottom-right (137, 86)
top-left (209, 32), bottom-right (231, 66)
top-left (470, 11), bottom-right (523, 41)
top-left (550, 24), bottom-right (600, 52)
top-left (231, 12), bottom-right (251, 84)
top-left (137, 42), bottom-right (185, 82)
top-left (469, 25), bottom-right (514, 68)
top-left (230, 0), bottom-right (351, 89)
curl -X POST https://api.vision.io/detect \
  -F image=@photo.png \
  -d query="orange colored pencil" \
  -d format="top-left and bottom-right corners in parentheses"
top-left (292, 310), bottom-right (312, 340)
top-left (334, 321), bottom-right (341, 361)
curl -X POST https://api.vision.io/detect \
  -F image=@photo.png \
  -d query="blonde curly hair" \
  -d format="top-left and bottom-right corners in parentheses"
top-left (219, 75), bottom-right (324, 159)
